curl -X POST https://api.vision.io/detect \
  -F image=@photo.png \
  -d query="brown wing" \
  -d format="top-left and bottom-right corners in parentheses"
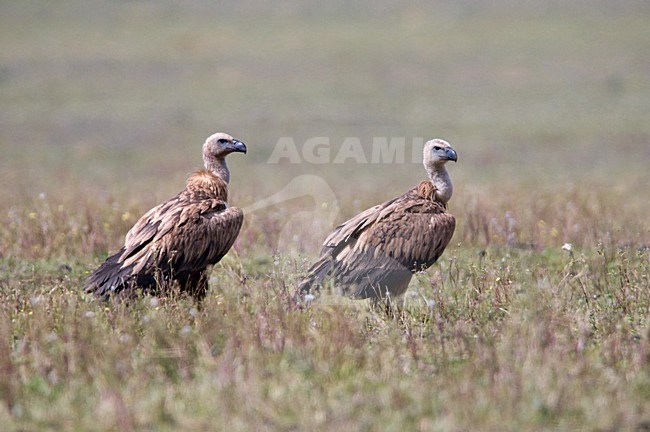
top-left (86, 170), bottom-right (240, 298)
top-left (118, 194), bottom-right (243, 275)
top-left (299, 188), bottom-right (455, 299)
top-left (340, 199), bottom-right (456, 273)
top-left (155, 204), bottom-right (243, 274)
top-left (321, 198), bottom-right (399, 253)
top-left (119, 194), bottom-right (191, 269)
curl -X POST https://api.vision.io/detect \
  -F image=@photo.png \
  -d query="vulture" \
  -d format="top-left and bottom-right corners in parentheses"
top-left (297, 139), bottom-right (457, 304)
top-left (86, 132), bottom-right (247, 300)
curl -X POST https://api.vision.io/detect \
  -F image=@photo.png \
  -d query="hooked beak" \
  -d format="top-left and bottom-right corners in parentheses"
top-left (230, 139), bottom-right (247, 154)
top-left (445, 148), bottom-right (457, 162)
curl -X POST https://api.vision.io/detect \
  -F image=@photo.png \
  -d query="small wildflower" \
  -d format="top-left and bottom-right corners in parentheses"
top-left (39, 192), bottom-right (46, 200)
top-left (189, 307), bottom-right (198, 317)
top-left (121, 211), bottom-right (132, 222)
top-left (304, 294), bottom-right (315, 302)
top-left (28, 212), bottom-right (37, 220)
top-left (427, 299), bottom-right (436, 308)
top-left (562, 243), bottom-right (573, 252)
top-left (84, 311), bottom-right (95, 318)
top-left (181, 325), bottom-right (192, 335)
top-left (119, 334), bottom-right (132, 343)
top-left (149, 297), bottom-right (160, 307)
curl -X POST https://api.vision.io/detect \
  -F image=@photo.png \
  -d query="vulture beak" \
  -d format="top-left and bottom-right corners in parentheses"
top-left (445, 148), bottom-right (458, 162)
top-left (230, 139), bottom-right (247, 154)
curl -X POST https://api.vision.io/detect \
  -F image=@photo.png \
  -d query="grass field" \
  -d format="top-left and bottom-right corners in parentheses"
top-left (1, 1), bottom-right (649, 430)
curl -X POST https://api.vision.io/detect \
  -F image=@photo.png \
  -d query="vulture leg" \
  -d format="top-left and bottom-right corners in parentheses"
top-left (370, 292), bottom-right (405, 319)
top-left (178, 271), bottom-right (210, 300)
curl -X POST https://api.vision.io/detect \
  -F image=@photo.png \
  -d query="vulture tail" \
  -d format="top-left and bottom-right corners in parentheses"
top-left (296, 256), bottom-right (334, 297)
top-left (85, 248), bottom-right (146, 299)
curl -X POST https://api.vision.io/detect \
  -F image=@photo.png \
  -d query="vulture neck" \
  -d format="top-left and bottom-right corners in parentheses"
top-left (425, 164), bottom-right (453, 204)
top-left (204, 154), bottom-right (230, 184)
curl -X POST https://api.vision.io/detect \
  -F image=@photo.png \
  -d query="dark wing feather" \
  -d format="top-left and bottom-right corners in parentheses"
top-left (346, 200), bottom-right (455, 272)
top-left (156, 204), bottom-right (244, 275)
top-left (321, 195), bottom-right (403, 253)
top-left (119, 197), bottom-right (242, 275)
top-left (118, 195), bottom-right (190, 271)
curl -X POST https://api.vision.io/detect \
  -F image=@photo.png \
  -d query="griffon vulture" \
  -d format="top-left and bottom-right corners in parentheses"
top-left (297, 139), bottom-right (457, 303)
top-left (86, 132), bottom-right (247, 300)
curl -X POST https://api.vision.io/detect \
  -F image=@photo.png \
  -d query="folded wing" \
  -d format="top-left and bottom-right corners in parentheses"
top-left (298, 187), bottom-right (455, 299)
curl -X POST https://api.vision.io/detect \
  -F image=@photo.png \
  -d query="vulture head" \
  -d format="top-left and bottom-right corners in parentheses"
top-left (423, 139), bottom-right (457, 169)
top-left (203, 132), bottom-right (247, 158)
top-left (423, 139), bottom-right (457, 204)
top-left (203, 132), bottom-right (247, 183)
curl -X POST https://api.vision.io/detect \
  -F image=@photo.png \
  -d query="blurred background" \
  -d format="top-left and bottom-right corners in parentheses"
top-left (1, 0), bottom-right (649, 256)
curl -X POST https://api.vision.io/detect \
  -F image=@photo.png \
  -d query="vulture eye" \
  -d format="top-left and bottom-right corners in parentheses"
top-left (218, 138), bottom-right (229, 144)
top-left (433, 145), bottom-right (442, 151)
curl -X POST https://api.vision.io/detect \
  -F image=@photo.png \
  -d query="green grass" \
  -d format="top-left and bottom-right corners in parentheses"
top-left (1, 1), bottom-right (649, 430)
top-left (1, 247), bottom-right (648, 430)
